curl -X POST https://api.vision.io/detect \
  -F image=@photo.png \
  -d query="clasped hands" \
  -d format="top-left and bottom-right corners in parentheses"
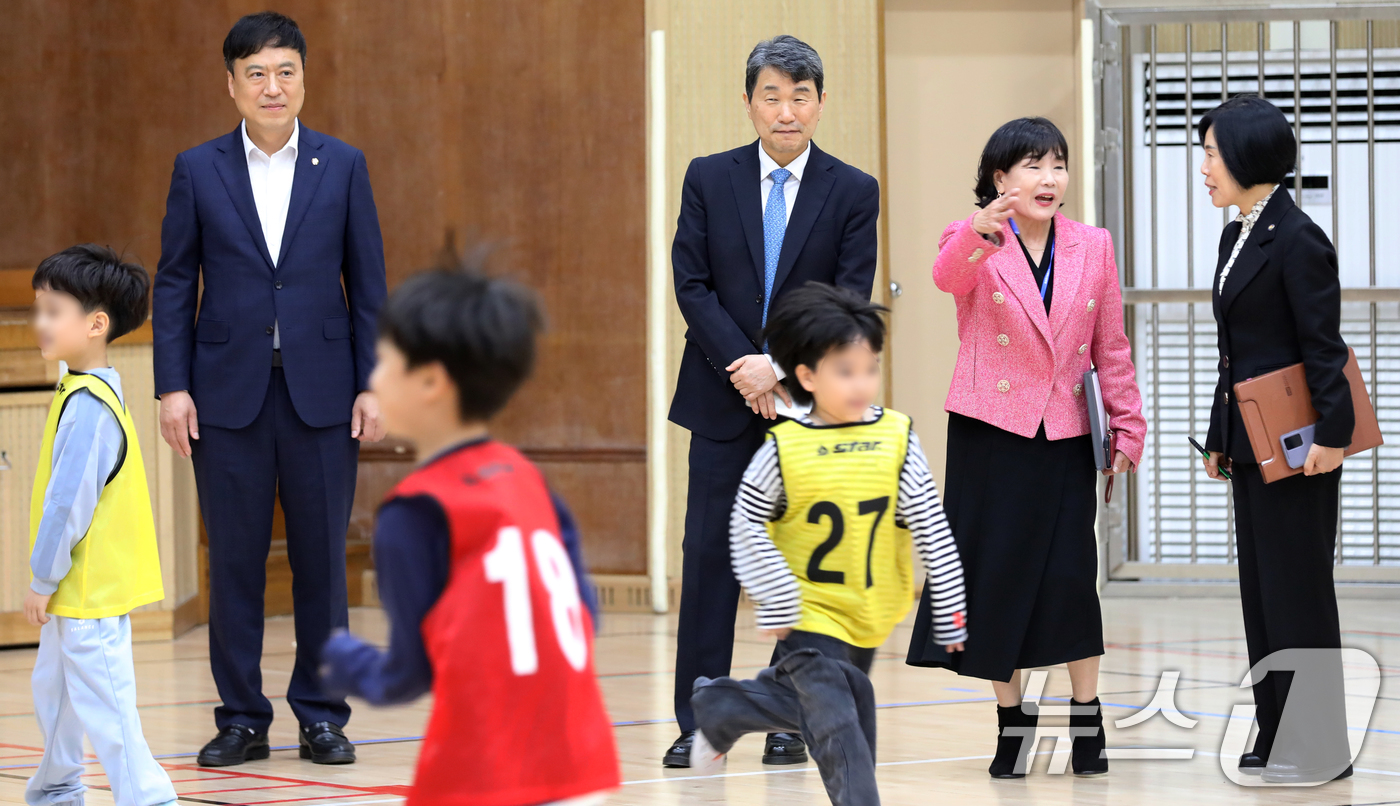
top-left (727, 354), bottom-right (792, 420)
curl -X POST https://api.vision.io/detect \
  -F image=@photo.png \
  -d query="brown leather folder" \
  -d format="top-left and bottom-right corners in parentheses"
top-left (1233, 347), bottom-right (1383, 483)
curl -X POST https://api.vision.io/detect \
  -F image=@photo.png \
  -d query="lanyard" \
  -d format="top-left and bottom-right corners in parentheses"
top-left (1010, 219), bottom-right (1054, 299)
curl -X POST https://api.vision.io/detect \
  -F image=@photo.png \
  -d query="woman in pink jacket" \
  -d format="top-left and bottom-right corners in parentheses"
top-left (906, 118), bottom-right (1145, 779)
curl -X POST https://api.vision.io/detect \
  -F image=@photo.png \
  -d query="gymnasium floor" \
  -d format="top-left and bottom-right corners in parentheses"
top-left (1, 598), bottom-right (1397, 806)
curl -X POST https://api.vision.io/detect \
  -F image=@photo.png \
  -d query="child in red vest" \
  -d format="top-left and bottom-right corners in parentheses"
top-left (319, 258), bottom-right (619, 806)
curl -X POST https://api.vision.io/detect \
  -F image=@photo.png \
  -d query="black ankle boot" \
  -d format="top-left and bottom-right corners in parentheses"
top-left (1070, 697), bottom-right (1108, 776)
top-left (989, 703), bottom-right (1038, 779)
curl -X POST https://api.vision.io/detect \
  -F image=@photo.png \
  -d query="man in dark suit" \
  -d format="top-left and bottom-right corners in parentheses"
top-left (664, 34), bottom-right (879, 768)
top-left (152, 12), bottom-right (387, 767)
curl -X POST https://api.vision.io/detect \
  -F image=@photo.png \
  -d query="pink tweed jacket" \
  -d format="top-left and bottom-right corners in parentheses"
top-left (933, 212), bottom-right (1146, 468)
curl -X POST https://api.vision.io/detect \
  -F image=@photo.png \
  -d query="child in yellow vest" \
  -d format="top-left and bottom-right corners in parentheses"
top-left (689, 282), bottom-right (969, 806)
top-left (23, 245), bottom-right (176, 806)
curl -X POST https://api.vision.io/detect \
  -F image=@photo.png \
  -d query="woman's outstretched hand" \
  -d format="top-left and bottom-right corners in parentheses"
top-left (973, 188), bottom-right (1020, 236)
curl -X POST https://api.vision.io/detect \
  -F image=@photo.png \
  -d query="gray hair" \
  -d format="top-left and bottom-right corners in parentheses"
top-left (745, 35), bottom-right (824, 99)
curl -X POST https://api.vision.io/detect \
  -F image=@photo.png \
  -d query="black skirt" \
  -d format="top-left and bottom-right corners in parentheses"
top-left (906, 412), bottom-right (1103, 682)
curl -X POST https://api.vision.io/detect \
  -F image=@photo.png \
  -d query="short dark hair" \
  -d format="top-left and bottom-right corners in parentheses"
top-left (223, 11), bottom-right (307, 73)
top-left (973, 117), bottom-right (1069, 208)
top-left (1197, 94), bottom-right (1296, 189)
top-left (745, 35), bottom-right (824, 99)
top-left (32, 244), bottom-right (150, 343)
top-left (377, 254), bottom-right (543, 423)
top-left (764, 282), bottom-right (888, 406)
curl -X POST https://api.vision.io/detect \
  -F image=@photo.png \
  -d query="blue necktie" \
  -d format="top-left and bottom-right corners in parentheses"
top-left (762, 168), bottom-right (792, 327)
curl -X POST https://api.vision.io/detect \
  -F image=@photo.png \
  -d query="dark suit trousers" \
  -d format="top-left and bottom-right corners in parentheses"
top-left (1231, 461), bottom-right (1345, 760)
top-left (674, 415), bottom-right (770, 731)
top-left (192, 367), bottom-right (359, 732)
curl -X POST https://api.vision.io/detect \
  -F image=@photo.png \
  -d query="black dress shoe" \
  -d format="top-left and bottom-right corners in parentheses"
top-left (763, 732), bottom-right (808, 765)
top-left (299, 721), bottom-right (356, 765)
top-left (198, 725), bottom-right (270, 767)
top-left (663, 731), bottom-right (695, 768)
top-left (1239, 751), bottom-right (1266, 774)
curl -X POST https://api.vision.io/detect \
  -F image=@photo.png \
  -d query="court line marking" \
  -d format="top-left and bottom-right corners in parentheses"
top-left (0, 632), bottom-right (1384, 719)
top-left (626, 750), bottom-right (1400, 786)
top-left (1103, 641), bottom-right (1400, 676)
top-left (622, 752), bottom-right (1002, 785)
top-left (8, 680), bottom-right (1395, 772)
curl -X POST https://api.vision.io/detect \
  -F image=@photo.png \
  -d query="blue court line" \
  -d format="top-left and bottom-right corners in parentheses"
top-left (1040, 696), bottom-right (1400, 736)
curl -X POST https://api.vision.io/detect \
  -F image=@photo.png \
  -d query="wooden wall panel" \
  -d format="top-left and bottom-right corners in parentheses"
top-left (0, 1), bottom-right (648, 575)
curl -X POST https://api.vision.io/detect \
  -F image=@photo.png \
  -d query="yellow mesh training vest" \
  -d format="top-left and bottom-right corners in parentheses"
top-left (29, 372), bottom-right (163, 619)
top-left (768, 408), bottom-right (915, 648)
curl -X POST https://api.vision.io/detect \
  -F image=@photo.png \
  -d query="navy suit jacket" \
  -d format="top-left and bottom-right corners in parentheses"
top-left (153, 123), bottom-right (387, 430)
top-left (668, 140), bottom-right (879, 441)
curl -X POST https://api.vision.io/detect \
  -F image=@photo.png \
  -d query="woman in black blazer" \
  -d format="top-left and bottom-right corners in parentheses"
top-left (1198, 95), bottom-right (1354, 784)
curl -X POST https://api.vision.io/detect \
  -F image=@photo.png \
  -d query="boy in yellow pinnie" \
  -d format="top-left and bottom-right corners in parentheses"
top-left (688, 282), bottom-right (969, 806)
top-left (24, 245), bottom-right (176, 806)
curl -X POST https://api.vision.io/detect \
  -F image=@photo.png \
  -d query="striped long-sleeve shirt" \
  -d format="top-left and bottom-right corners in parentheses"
top-left (730, 419), bottom-right (968, 645)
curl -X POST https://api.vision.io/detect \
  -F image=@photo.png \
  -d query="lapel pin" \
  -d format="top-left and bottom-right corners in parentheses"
top-left (312, 157), bottom-right (319, 166)
top-left (1267, 224), bottom-right (1274, 230)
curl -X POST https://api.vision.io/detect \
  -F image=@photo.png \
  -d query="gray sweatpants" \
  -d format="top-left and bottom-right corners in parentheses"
top-left (691, 631), bottom-right (879, 806)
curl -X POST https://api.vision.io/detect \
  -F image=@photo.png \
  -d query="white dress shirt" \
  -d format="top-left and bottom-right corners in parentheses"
top-left (755, 141), bottom-right (813, 388)
top-left (242, 119), bottom-right (299, 349)
top-left (758, 141), bottom-right (810, 228)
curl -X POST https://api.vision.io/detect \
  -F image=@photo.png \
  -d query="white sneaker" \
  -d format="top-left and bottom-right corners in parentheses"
top-left (689, 728), bottom-right (726, 775)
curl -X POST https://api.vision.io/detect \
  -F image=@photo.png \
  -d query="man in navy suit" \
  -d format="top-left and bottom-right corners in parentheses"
top-left (152, 12), bottom-right (387, 767)
top-left (664, 35), bottom-right (879, 767)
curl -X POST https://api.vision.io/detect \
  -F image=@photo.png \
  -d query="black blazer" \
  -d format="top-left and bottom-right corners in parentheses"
top-left (668, 140), bottom-right (879, 441)
top-left (1206, 189), bottom-right (1354, 462)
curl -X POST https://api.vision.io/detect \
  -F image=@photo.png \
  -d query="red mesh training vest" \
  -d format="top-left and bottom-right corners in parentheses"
top-left (390, 440), bottom-right (619, 806)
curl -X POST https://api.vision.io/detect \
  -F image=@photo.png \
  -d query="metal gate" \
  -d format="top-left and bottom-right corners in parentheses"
top-left (1092, 4), bottom-right (1400, 583)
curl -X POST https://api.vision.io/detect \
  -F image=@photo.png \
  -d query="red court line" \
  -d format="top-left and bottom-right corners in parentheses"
top-left (163, 764), bottom-right (395, 795)
top-left (240, 794), bottom-right (375, 805)
top-left (180, 783), bottom-right (308, 796)
top-left (0, 743), bottom-right (46, 753)
top-left (1344, 629), bottom-right (1400, 639)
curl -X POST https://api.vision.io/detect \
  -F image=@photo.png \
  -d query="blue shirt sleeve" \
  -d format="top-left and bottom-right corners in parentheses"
top-left (29, 389), bottom-right (123, 596)
top-left (550, 491), bottom-right (599, 628)
top-left (319, 495), bottom-right (449, 705)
